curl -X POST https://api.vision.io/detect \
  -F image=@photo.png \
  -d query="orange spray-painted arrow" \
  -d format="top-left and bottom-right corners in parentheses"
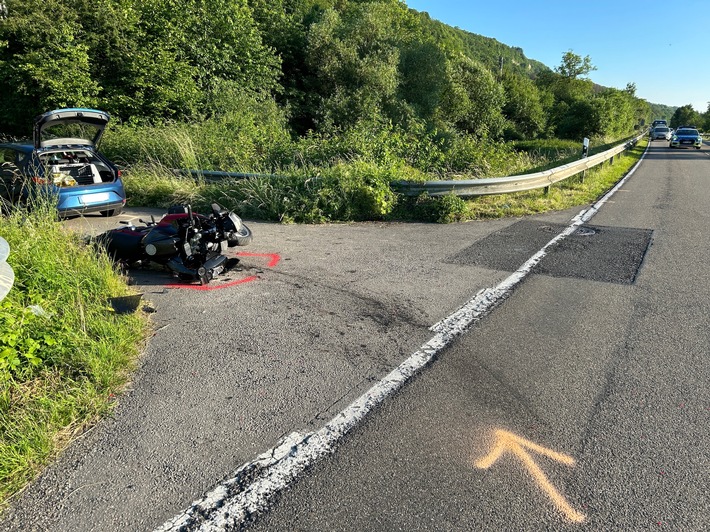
top-left (475, 429), bottom-right (586, 523)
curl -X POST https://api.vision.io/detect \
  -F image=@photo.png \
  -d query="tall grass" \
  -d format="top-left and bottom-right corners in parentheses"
top-left (458, 136), bottom-right (649, 220)
top-left (102, 111), bottom-right (643, 223)
top-left (0, 200), bottom-right (148, 507)
top-left (119, 130), bottom-right (644, 224)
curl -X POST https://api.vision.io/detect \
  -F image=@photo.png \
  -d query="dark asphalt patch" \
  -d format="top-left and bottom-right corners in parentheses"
top-left (447, 219), bottom-right (653, 285)
top-left (534, 224), bottom-right (653, 284)
top-left (446, 220), bottom-right (568, 270)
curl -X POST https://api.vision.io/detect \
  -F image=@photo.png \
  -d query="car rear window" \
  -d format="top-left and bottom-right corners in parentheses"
top-left (655, 127), bottom-right (669, 132)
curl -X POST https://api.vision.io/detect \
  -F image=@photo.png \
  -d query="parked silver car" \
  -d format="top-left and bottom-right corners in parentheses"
top-left (651, 126), bottom-right (671, 141)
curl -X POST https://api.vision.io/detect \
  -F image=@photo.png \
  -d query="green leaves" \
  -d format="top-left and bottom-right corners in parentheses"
top-left (555, 50), bottom-right (596, 80)
top-left (670, 104), bottom-right (701, 129)
top-left (0, 0), bottom-right (673, 162)
top-left (0, 0), bottom-right (280, 128)
top-left (0, 300), bottom-right (55, 378)
top-left (0, 0), bottom-right (100, 131)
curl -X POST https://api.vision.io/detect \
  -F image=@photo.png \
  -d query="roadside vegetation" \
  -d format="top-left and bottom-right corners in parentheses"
top-left (0, 200), bottom-right (149, 508)
top-left (121, 136), bottom-right (648, 223)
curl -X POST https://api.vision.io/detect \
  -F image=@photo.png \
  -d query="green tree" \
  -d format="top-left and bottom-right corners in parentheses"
top-left (501, 72), bottom-right (546, 139)
top-left (670, 104), bottom-right (701, 129)
top-left (0, 0), bottom-right (100, 133)
top-left (593, 88), bottom-right (637, 138)
top-left (535, 51), bottom-right (600, 139)
top-left (440, 53), bottom-right (506, 137)
top-left (304, 2), bottom-right (416, 130)
top-left (112, 0), bottom-right (280, 119)
top-left (398, 40), bottom-right (448, 121)
top-left (555, 50), bottom-right (596, 80)
top-left (553, 100), bottom-right (599, 140)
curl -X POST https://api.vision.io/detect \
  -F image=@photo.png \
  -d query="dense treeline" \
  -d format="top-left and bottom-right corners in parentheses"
top-left (0, 0), bottom-right (700, 176)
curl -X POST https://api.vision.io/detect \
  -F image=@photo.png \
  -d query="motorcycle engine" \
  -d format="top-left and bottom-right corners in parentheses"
top-left (185, 232), bottom-right (202, 257)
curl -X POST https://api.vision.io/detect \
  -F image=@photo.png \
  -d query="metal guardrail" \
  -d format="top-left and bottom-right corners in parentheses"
top-left (391, 132), bottom-right (646, 197)
top-left (0, 236), bottom-right (14, 302)
top-left (174, 132), bottom-right (646, 197)
top-left (175, 169), bottom-right (274, 182)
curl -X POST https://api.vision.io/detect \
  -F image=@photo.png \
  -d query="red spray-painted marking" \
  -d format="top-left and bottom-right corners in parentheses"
top-left (235, 251), bottom-right (281, 268)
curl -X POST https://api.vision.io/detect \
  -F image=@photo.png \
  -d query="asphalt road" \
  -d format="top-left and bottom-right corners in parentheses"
top-left (2, 141), bottom-right (708, 530)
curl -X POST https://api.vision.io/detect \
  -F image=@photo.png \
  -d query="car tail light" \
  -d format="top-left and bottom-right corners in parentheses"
top-left (117, 169), bottom-right (122, 177)
top-left (32, 176), bottom-right (49, 184)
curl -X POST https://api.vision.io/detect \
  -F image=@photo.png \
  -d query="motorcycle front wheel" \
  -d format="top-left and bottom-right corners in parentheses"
top-left (228, 223), bottom-right (253, 246)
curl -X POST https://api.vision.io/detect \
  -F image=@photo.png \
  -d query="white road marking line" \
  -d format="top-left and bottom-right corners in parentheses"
top-left (156, 144), bottom-right (649, 531)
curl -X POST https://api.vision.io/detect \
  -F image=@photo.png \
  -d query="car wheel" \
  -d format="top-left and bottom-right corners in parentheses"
top-left (100, 206), bottom-right (123, 217)
top-left (0, 163), bottom-right (21, 208)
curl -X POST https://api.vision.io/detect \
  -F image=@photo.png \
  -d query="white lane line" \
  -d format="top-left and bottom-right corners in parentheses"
top-left (156, 144), bottom-right (649, 532)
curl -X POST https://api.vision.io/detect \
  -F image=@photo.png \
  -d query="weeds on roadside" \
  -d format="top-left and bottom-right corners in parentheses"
top-left (460, 137), bottom-right (649, 220)
top-left (123, 136), bottom-right (647, 224)
top-left (0, 200), bottom-right (148, 507)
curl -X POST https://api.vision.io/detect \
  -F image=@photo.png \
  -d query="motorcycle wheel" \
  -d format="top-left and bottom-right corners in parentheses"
top-left (228, 223), bottom-right (253, 247)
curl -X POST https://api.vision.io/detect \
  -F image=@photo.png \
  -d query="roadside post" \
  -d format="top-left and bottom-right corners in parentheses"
top-left (581, 137), bottom-right (590, 183)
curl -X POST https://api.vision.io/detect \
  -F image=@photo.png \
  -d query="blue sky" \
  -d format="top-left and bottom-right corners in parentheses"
top-left (405, 0), bottom-right (709, 113)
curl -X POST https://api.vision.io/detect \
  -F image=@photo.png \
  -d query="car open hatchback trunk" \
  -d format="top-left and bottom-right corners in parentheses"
top-left (33, 108), bottom-right (109, 149)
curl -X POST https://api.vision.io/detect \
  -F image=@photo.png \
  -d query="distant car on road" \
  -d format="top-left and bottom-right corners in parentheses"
top-left (0, 108), bottom-right (126, 217)
top-left (651, 119), bottom-right (668, 129)
top-left (669, 127), bottom-right (703, 149)
top-left (651, 126), bottom-right (671, 140)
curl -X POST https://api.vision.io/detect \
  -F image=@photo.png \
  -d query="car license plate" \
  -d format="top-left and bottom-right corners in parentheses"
top-left (81, 192), bottom-right (109, 204)
top-left (681, 140), bottom-right (691, 144)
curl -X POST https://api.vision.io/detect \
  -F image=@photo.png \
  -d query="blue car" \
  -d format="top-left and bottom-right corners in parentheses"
top-left (0, 108), bottom-right (126, 216)
top-left (669, 127), bottom-right (703, 150)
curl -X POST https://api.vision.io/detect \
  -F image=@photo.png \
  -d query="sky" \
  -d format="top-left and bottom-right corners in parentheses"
top-left (405, 0), bottom-right (709, 113)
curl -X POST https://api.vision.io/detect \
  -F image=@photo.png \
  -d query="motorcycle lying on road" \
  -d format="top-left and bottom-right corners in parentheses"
top-left (96, 203), bottom-right (252, 284)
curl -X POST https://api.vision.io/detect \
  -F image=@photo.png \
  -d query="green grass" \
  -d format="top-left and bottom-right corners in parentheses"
top-left (122, 136), bottom-right (648, 224)
top-left (460, 136), bottom-right (649, 220)
top-left (0, 200), bottom-right (149, 509)
top-left (513, 134), bottom-right (641, 173)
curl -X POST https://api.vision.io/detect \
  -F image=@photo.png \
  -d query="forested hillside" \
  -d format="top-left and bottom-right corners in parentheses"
top-left (0, 0), bottom-right (698, 181)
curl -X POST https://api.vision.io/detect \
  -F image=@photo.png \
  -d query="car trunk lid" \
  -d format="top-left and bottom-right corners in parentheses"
top-left (33, 108), bottom-right (110, 149)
